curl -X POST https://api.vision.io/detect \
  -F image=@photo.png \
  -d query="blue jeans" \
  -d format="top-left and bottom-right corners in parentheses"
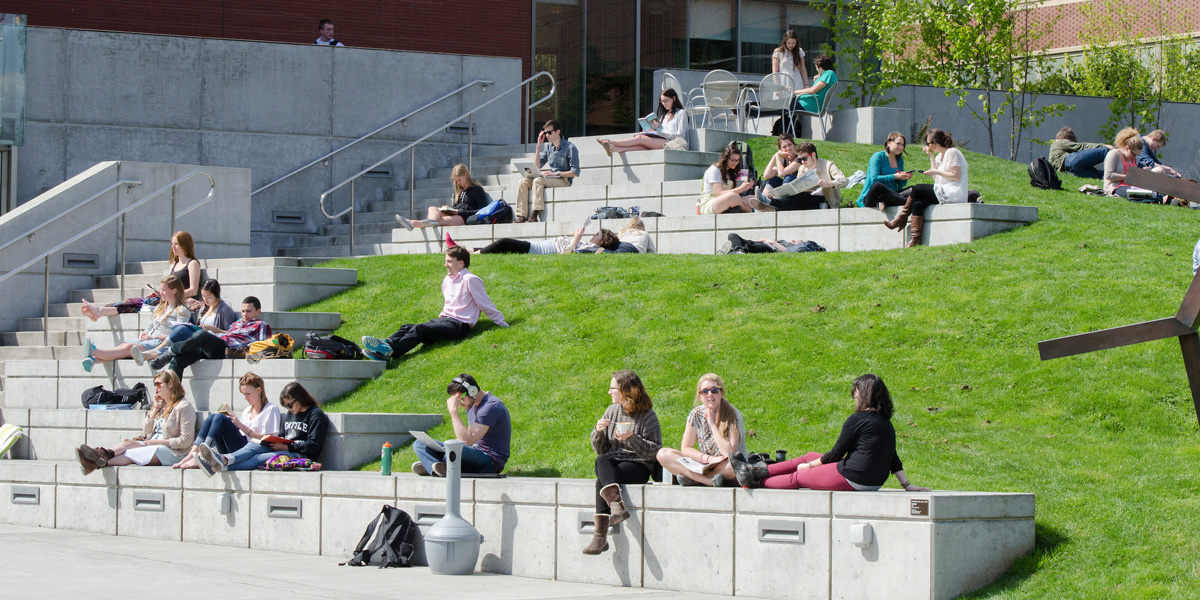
top-left (760, 174), bottom-right (796, 205)
top-left (196, 413), bottom-right (248, 454)
top-left (413, 440), bottom-right (499, 474)
top-left (1062, 147), bottom-right (1108, 179)
top-left (223, 442), bottom-right (296, 471)
top-left (167, 324), bottom-right (200, 344)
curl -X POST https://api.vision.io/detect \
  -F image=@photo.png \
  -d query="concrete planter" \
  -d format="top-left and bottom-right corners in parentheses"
top-left (825, 106), bottom-right (913, 146)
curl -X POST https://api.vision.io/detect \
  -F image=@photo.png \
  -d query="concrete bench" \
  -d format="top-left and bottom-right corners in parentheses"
top-left (386, 203), bottom-right (1038, 255)
top-left (0, 464), bottom-right (1034, 600)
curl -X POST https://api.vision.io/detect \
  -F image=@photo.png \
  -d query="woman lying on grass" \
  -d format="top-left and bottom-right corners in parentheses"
top-left (656, 373), bottom-right (745, 487)
top-left (731, 373), bottom-right (930, 492)
top-left (174, 372), bottom-right (281, 469)
top-left (75, 370), bottom-right (196, 474)
top-left (448, 228), bottom-right (621, 254)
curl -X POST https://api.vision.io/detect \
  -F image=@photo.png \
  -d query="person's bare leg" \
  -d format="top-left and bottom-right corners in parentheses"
top-left (92, 343), bottom-right (136, 363)
top-left (80, 302), bottom-right (99, 321)
top-left (608, 136), bottom-right (667, 153)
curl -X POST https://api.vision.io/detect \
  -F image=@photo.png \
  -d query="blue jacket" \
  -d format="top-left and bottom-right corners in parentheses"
top-left (855, 151), bottom-right (906, 207)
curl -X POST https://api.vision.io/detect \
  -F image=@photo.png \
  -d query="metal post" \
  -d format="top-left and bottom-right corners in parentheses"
top-left (350, 179), bottom-right (356, 256)
top-left (410, 151), bottom-right (416, 219)
top-left (468, 113), bottom-right (474, 172)
top-left (120, 214), bottom-right (127, 298)
top-left (170, 184), bottom-right (177, 237)
top-left (43, 256), bottom-right (50, 347)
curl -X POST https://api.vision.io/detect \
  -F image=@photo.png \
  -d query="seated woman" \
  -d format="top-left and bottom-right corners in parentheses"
top-left (144, 278), bottom-right (238, 362)
top-left (175, 372), bottom-right (282, 469)
top-left (698, 144), bottom-right (755, 215)
top-left (1104, 127), bottom-right (1165, 203)
top-left (1049, 126), bottom-right (1111, 180)
top-left (195, 381), bottom-right (329, 475)
top-left (81, 231), bottom-right (201, 320)
top-left (856, 132), bottom-right (914, 209)
top-left (792, 55), bottom-right (837, 136)
top-left (719, 234), bottom-right (825, 255)
top-left (761, 142), bottom-right (848, 211)
top-left (656, 373), bottom-right (745, 487)
top-left (882, 128), bottom-right (968, 247)
top-left (583, 370), bottom-right (661, 555)
top-left (74, 370), bottom-right (196, 474)
top-left (598, 88), bottom-right (690, 155)
top-left (615, 217), bottom-right (655, 253)
top-left (760, 134), bottom-right (799, 205)
top-left (453, 227), bottom-right (621, 255)
top-left (82, 275), bottom-right (191, 372)
top-left (396, 164), bottom-right (492, 230)
top-left (731, 373), bottom-right (930, 492)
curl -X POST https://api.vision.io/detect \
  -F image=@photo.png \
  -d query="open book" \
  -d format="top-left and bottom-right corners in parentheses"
top-left (259, 435), bottom-right (293, 446)
top-left (677, 455), bottom-right (728, 475)
top-left (217, 402), bottom-right (234, 416)
top-left (765, 169), bottom-right (820, 199)
top-left (637, 113), bottom-right (666, 138)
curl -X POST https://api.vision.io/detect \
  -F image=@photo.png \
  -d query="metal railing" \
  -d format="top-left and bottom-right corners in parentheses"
top-left (252, 79), bottom-right (494, 197)
top-left (0, 168), bottom-right (216, 345)
top-left (318, 71), bottom-right (556, 253)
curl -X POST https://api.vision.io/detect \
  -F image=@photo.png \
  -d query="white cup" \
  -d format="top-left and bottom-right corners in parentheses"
top-left (615, 421), bottom-right (633, 435)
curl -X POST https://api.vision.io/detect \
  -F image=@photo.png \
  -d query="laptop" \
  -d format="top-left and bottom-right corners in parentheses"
top-left (512, 160), bottom-right (541, 179)
top-left (409, 430), bottom-right (444, 451)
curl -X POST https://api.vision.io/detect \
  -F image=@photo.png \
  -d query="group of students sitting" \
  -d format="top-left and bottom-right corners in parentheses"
top-left (80, 230), bottom-right (273, 377)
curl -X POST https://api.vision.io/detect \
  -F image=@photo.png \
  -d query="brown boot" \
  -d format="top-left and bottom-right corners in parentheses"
top-left (884, 199), bottom-right (914, 230)
top-left (599, 483), bottom-right (629, 524)
top-left (581, 514), bottom-right (611, 555)
top-left (907, 215), bottom-right (925, 247)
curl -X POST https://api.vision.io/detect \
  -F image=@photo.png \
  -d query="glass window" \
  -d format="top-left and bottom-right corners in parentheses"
top-left (585, 0), bottom-right (637, 137)
top-left (690, 0), bottom-right (736, 72)
top-left (741, 1), bottom-right (787, 76)
top-left (787, 3), bottom-right (833, 78)
top-left (639, 0), bottom-right (688, 119)
top-left (535, 1), bottom-right (585, 138)
top-left (0, 15), bottom-right (27, 147)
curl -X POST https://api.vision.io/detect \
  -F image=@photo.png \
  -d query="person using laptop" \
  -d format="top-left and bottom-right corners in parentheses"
top-left (411, 373), bottom-right (511, 476)
top-left (514, 119), bottom-right (580, 223)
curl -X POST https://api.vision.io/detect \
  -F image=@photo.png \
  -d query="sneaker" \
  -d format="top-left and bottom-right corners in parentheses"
top-left (362, 348), bottom-right (388, 362)
top-left (432, 462), bottom-right (447, 477)
top-left (130, 345), bottom-right (145, 366)
top-left (711, 473), bottom-right (725, 488)
top-left (360, 336), bottom-right (393, 358)
top-left (444, 232), bottom-right (458, 248)
top-left (149, 350), bottom-right (174, 371)
top-left (84, 337), bottom-right (97, 359)
top-left (196, 443), bottom-right (225, 477)
top-left (675, 474), bottom-right (699, 486)
top-left (716, 240), bottom-right (732, 255)
top-left (411, 461), bottom-right (429, 476)
top-left (394, 214), bottom-right (414, 231)
top-left (82, 357), bottom-right (94, 373)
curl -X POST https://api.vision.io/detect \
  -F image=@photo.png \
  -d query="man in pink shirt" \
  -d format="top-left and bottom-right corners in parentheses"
top-left (361, 247), bottom-right (507, 361)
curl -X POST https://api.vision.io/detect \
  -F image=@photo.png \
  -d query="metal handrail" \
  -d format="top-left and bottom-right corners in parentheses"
top-left (0, 179), bottom-right (143, 254)
top-left (317, 71), bottom-right (555, 253)
top-left (252, 79), bottom-right (494, 197)
top-left (0, 169), bottom-right (216, 345)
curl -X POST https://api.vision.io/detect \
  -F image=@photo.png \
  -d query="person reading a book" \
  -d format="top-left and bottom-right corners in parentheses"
top-left (195, 381), bottom-right (329, 475)
top-left (514, 119), bottom-right (580, 223)
top-left (731, 373), bottom-right (931, 493)
top-left (697, 144), bottom-right (756, 215)
top-left (75, 370), bottom-right (196, 475)
top-left (656, 373), bottom-right (745, 487)
top-left (360, 247), bottom-right (508, 362)
top-left (597, 88), bottom-right (690, 155)
top-left (411, 373), bottom-right (511, 476)
top-left (583, 370), bottom-right (662, 555)
top-left (882, 128), bottom-right (969, 247)
top-left (760, 141), bottom-right (847, 211)
top-left (82, 275), bottom-right (191, 373)
top-left (396, 164), bottom-right (492, 231)
top-left (855, 132), bottom-right (914, 209)
top-left (773, 30), bottom-right (808, 88)
top-left (80, 231), bottom-right (202, 320)
top-left (453, 227), bottom-right (620, 255)
top-left (174, 372), bottom-right (282, 470)
top-left (145, 296), bottom-right (271, 375)
top-left (1102, 128), bottom-right (1168, 203)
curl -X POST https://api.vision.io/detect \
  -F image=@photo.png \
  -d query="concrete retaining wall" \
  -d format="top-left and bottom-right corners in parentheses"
top-left (0, 464), bottom-right (1036, 600)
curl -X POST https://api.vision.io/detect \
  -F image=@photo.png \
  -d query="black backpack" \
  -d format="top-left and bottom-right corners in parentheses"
top-left (1028, 157), bottom-right (1062, 190)
top-left (303, 332), bottom-right (364, 360)
top-left (341, 505), bottom-right (417, 568)
top-left (81, 383), bottom-right (149, 409)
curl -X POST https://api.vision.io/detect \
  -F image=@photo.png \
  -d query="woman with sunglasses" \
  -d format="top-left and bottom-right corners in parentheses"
top-left (174, 372), bottom-right (281, 470)
top-left (194, 381), bottom-right (329, 475)
top-left (656, 373), bottom-right (745, 487)
top-left (731, 374), bottom-right (930, 493)
top-left (760, 141), bottom-right (847, 211)
top-left (74, 370), bottom-right (196, 474)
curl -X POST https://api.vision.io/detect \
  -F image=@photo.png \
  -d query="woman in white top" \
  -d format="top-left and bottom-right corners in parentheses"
top-left (175, 372), bottom-right (283, 469)
top-left (82, 275), bottom-right (191, 372)
top-left (598, 88), bottom-right (691, 154)
top-left (772, 30), bottom-right (808, 88)
top-left (656, 373), bottom-right (746, 487)
top-left (883, 128), bottom-right (968, 247)
top-left (697, 144), bottom-right (756, 215)
top-left (458, 227), bottom-right (621, 254)
top-left (617, 217), bottom-right (655, 253)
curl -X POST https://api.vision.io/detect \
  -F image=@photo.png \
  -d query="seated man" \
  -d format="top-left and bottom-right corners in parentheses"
top-left (1048, 126), bottom-right (1111, 179)
top-left (412, 373), bottom-right (511, 476)
top-left (514, 119), bottom-right (580, 223)
top-left (718, 233), bottom-right (826, 255)
top-left (1138, 130), bottom-right (1180, 177)
top-left (148, 296), bottom-right (271, 376)
top-left (361, 246), bottom-right (507, 361)
top-left (760, 142), bottom-right (847, 211)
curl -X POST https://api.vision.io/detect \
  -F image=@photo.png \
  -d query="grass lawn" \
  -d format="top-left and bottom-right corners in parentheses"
top-left (298, 138), bottom-right (1200, 599)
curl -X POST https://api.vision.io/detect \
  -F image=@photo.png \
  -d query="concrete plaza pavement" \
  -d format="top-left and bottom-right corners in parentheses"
top-left (0, 523), bottom-right (744, 599)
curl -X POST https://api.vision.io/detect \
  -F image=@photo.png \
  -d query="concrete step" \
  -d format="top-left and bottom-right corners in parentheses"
top-left (17, 317), bottom-right (89, 333)
top-left (80, 311), bottom-right (343, 351)
top-left (0, 331), bottom-right (87, 347)
top-left (120, 257), bottom-right (306, 276)
top-left (276, 244), bottom-right (385, 258)
top-left (320, 222), bottom-right (402, 237)
top-left (0, 346), bottom-right (74, 361)
top-left (288, 232), bottom-right (394, 249)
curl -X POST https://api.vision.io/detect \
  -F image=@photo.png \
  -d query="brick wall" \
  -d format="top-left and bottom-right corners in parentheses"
top-left (7, 1), bottom-right (531, 71)
top-left (1028, 0), bottom-right (1200, 52)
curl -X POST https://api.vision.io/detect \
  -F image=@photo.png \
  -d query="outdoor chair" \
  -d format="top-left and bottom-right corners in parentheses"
top-left (743, 73), bottom-right (796, 136)
top-left (793, 80), bottom-right (839, 139)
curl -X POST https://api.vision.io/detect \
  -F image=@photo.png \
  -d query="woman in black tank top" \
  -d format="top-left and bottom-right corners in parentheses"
top-left (80, 231), bottom-right (201, 320)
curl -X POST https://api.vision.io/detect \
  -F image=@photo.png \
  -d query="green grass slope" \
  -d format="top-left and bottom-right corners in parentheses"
top-left (299, 139), bottom-right (1200, 599)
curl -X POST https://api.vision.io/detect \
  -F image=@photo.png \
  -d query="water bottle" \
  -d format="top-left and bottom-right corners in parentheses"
top-left (629, 206), bottom-right (640, 217)
top-left (775, 449), bottom-right (787, 463)
top-left (381, 442), bottom-right (393, 475)
top-left (738, 168), bottom-right (749, 183)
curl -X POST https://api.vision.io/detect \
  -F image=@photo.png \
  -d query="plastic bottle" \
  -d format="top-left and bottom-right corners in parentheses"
top-left (381, 442), bottom-right (393, 476)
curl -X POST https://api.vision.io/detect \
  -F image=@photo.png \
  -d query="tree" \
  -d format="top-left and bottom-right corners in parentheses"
top-left (811, 0), bottom-right (909, 108)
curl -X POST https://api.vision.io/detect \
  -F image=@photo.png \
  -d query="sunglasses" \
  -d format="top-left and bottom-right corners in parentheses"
top-left (154, 381), bottom-right (167, 388)
top-left (699, 387), bottom-right (723, 395)
top-left (239, 374), bottom-right (258, 385)
top-left (282, 399), bottom-right (296, 409)
top-left (799, 154), bottom-right (815, 161)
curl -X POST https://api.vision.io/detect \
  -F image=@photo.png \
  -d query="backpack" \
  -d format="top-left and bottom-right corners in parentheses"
top-left (303, 332), bottom-right (364, 360)
top-left (246, 333), bottom-right (295, 363)
top-left (473, 199), bottom-right (514, 224)
top-left (81, 383), bottom-right (149, 409)
top-left (593, 206), bottom-right (632, 220)
top-left (341, 505), bottom-right (418, 568)
top-left (727, 140), bottom-right (758, 183)
top-left (1028, 157), bottom-right (1061, 190)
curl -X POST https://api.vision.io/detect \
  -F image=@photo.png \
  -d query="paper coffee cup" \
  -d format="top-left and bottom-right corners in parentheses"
top-left (615, 422), bottom-right (633, 435)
